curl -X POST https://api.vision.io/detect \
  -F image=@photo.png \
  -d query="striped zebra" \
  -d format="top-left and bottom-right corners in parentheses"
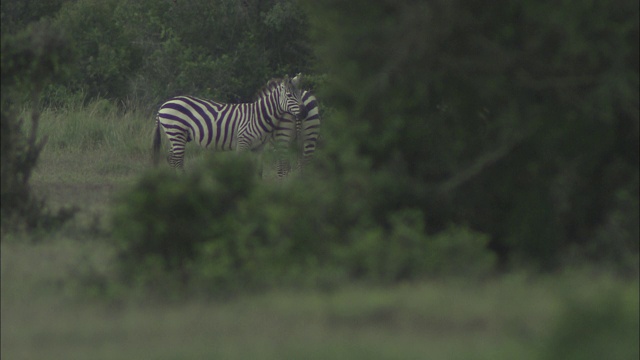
top-left (269, 89), bottom-right (321, 178)
top-left (153, 76), bottom-right (306, 169)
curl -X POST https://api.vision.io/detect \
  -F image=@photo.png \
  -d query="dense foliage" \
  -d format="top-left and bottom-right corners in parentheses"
top-left (1, 21), bottom-right (76, 231)
top-left (2, 0), bottom-right (313, 108)
top-left (113, 155), bottom-right (495, 293)
top-left (305, 0), bottom-right (639, 270)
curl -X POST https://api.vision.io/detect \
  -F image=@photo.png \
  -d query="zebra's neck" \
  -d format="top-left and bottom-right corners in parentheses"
top-left (251, 91), bottom-right (284, 130)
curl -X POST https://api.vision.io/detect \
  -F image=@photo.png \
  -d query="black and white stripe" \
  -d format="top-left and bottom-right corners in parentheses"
top-left (153, 77), bottom-right (305, 169)
top-left (269, 89), bottom-right (321, 178)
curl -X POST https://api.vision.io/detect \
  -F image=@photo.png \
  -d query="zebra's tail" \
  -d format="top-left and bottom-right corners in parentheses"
top-left (152, 116), bottom-right (162, 167)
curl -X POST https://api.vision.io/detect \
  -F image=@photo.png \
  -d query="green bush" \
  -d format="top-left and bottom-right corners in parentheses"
top-left (112, 153), bottom-right (496, 295)
top-left (341, 211), bottom-right (496, 282)
top-left (112, 154), bottom-right (256, 291)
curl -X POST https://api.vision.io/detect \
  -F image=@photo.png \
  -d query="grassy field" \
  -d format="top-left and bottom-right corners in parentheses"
top-left (2, 104), bottom-right (639, 359)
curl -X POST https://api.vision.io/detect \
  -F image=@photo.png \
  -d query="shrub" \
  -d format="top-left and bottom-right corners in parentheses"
top-left (341, 211), bottom-right (496, 282)
top-left (112, 153), bottom-right (497, 295)
top-left (112, 154), bottom-right (257, 291)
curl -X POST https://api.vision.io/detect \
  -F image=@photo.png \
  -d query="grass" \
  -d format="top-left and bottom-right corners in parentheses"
top-left (3, 237), bottom-right (637, 360)
top-left (2, 101), bottom-right (639, 359)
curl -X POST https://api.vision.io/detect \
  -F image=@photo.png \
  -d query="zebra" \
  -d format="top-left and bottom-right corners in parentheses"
top-left (153, 76), bottom-right (306, 170)
top-left (268, 89), bottom-right (321, 178)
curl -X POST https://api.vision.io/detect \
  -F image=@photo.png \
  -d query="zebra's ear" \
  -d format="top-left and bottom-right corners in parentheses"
top-left (292, 73), bottom-right (302, 88)
top-left (282, 75), bottom-right (292, 89)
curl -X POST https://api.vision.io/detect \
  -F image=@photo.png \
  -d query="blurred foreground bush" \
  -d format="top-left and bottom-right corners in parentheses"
top-left (1, 21), bottom-right (76, 233)
top-left (303, 0), bottom-right (639, 270)
top-left (112, 155), bottom-right (495, 295)
top-left (541, 280), bottom-right (639, 360)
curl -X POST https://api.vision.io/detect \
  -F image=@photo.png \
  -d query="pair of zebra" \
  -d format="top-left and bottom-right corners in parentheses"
top-left (153, 74), bottom-right (320, 178)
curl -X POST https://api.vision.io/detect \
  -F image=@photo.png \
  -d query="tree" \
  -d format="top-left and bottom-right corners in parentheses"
top-left (304, 0), bottom-right (639, 268)
top-left (1, 20), bottom-right (76, 232)
top-left (45, 0), bottom-right (313, 106)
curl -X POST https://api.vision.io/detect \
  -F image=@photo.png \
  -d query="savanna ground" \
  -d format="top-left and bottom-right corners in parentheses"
top-left (2, 104), bottom-right (639, 360)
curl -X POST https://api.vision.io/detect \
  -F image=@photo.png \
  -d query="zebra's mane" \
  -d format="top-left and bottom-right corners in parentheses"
top-left (253, 78), bottom-right (285, 101)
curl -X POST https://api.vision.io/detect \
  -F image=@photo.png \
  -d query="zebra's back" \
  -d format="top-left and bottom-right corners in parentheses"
top-left (158, 96), bottom-right (251, 151)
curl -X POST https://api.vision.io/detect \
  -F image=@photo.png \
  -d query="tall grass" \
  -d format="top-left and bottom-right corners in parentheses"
top-left (29, 97), bottom-right (153, 156)
top-left (28, 97), bottom-right (214, 170)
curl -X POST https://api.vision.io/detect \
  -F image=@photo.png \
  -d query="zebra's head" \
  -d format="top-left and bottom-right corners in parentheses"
top-left (280, 75), bottom-right (307, 120)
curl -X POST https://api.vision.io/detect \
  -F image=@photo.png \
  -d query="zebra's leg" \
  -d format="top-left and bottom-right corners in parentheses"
top-left (167, 149), bottom-right (185, 170)
top-left (240, 139), bottom-right (271, 179)
top-left (167, 136), bottom-right (187, 171)
top-left (274, 137), bottom-right (293, 179)
top-left (276, 156), bottom-right (291, 179)
top-left (295, 151), bottom-right (314, 176)
top-left (296, 137), bottom-right (317, 175)
top-left (255, 150), bottom-right (265, 179)
top-left (294, 153), bottom-right (307, 176)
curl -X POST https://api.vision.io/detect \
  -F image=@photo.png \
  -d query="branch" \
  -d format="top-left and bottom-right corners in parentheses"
top-left (438, 136), bottom-right (525, 194)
